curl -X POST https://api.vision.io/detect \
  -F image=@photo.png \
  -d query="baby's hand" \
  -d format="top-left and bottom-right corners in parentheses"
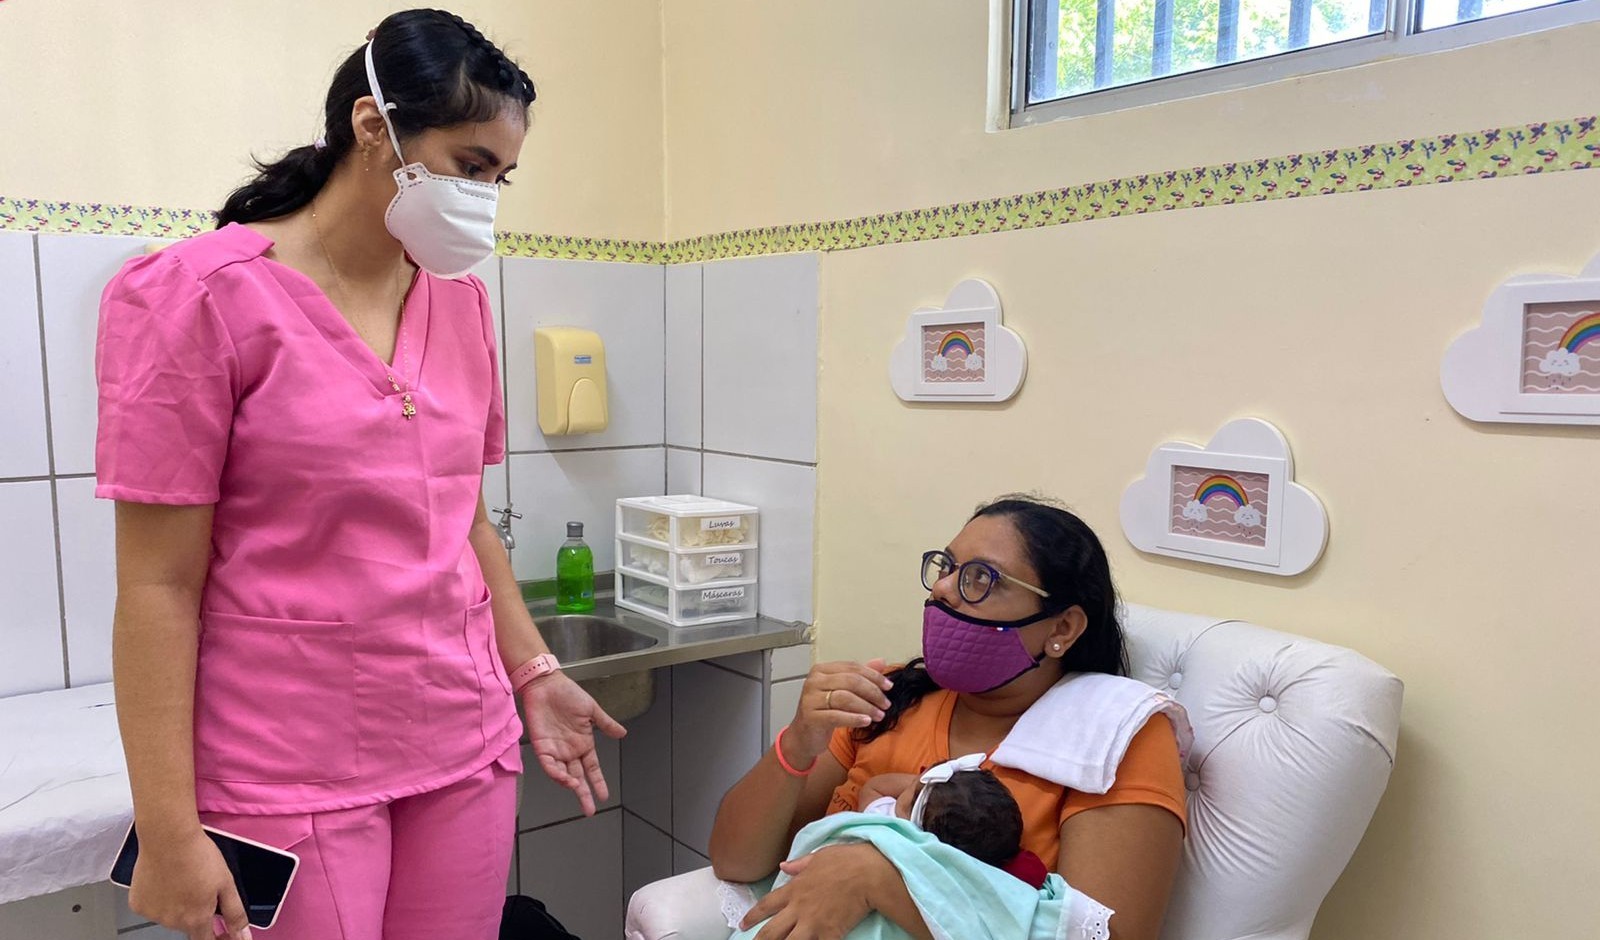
top-left (858, 772), bottom-right (919, 809)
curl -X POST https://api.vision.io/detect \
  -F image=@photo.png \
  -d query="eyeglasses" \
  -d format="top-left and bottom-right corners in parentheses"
top-left (920, 550), bottom-right (1050, 605)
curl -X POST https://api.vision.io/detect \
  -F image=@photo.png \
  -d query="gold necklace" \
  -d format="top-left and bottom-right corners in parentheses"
top-left (311, 206), bottom-right (416, 420)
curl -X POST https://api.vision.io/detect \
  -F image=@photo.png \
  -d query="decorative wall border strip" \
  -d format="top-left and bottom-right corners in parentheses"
top-left (4, 115), bottom-right (1594, 262)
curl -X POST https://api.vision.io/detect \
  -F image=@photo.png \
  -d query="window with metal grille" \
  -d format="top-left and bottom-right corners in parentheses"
top-left (1015, 0), bottom-right (1597, 122)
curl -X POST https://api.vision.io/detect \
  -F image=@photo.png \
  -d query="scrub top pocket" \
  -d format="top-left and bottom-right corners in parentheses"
top-left (194, 611), bottom-right (359, 785)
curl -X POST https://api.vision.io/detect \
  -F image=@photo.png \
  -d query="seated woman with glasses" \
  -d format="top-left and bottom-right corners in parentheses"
top-left (708, 495), bottom-right (1188, 940)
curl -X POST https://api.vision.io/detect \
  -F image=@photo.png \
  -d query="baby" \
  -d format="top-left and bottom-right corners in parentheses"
top-left (725, 754), bottom-right (1070, 940)
top-left (858, 753), bottom-right (1047, 887)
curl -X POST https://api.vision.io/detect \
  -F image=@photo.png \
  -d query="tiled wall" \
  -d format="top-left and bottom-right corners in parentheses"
top-left (499, 253), bottom-right (821, 936)
top-left (1, 233), bottom-right (820, 697)
top-left (497, 257), bottom-right (667, 579)
top-left (665, 255), bottom-right (820, 624)
top-left (1, 232), bottom-right (820, 936)
top-left (496, 252), bottom-right (821, 620)
top-left (1, 230), bottom-right (146, 698)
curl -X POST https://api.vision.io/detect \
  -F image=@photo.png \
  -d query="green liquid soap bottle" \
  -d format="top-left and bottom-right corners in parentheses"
top-left (555, 521), bottom-right (596, 613)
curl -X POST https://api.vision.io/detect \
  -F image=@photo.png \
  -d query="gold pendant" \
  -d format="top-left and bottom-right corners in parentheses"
top-left (402, 394), bottom-right (416, 420)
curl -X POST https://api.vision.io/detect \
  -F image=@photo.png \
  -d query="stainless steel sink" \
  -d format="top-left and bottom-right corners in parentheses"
top-left (538, 614), bottom-right (658, 661)
top-left (534, 613), bottom-right (659, 721)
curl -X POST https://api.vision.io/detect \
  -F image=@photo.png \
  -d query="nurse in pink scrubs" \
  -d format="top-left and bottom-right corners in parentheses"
top-left (95, 10), bottom-right (620, 940)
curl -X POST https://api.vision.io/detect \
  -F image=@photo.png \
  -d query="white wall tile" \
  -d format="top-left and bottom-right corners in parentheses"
top-left (768, 677), bottom-right (806, 748)
top-left (623, 811), bottom-right (674, 902)
top-left (37, 234), bottom-right (147, 476)
top-left (770, 644), bottom-right (813, 681)
top-left (672, 841), bottom-right (710, 876)
top-left (0, 481), bottom-right (64, 697)
top-left (57, 477), bottom-right (115, 687)
top-left (619, 666), bottom-right (672, 833)
top-left (702, 254), bottom-right (818, 463)
top-left (671, 662), bottom-right (764, 856)
top-left (0, 233), bottom-right (50, 479)
top-left (506, 448), bottom-right (665, 581)
top-left (501, 258), bottom-right (664, 453)
top-left (665, 264), bottom-right (702, 448)
top-left (667, 448), bottom-right (702, 496)
top-left (518, 732), bottom-right (621, 831)
top-left (702, 454), bottom-right (816, 624)
top-left (519, 809), bottom-right (624, 940)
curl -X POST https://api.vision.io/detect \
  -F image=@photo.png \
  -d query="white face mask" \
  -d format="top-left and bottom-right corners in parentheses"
top-left (364, 41), bottom-right (499, 279)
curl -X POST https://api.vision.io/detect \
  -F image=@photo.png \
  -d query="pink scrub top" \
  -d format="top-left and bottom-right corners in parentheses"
top-left (95, 222), bottom-right (523, 815)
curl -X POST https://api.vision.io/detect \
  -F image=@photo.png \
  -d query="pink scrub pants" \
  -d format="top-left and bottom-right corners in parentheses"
top-left (200, 756), bottom-right (518, 939)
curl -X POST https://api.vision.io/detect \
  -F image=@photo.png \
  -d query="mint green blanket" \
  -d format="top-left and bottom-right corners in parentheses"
top-left (723, 813), bottom-right (1111, 940)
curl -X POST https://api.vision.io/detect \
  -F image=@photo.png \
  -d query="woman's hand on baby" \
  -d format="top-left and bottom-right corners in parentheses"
top-left (785, 659), bottom-right (894, 769)
top-left (519, 673), bottom-right (627, 815)
top-left (742, 843), bottom-right (881, 940)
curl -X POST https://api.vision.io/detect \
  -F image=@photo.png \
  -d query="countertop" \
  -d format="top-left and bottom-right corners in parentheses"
top-left (525, 597), bottom-right (810, 681)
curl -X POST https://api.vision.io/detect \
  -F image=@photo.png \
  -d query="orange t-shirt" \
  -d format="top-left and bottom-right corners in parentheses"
top-left (826, 689), bottom-right (1187, 870)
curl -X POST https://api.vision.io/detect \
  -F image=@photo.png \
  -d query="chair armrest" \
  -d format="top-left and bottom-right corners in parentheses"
top-left (625, 867), bottom-right (736, 940)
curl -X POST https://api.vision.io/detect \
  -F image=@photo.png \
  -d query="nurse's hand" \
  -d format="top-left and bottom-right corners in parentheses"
top-left (519, 673), bottom-right (627, 816)
top-left (129, 828), bottom-right (251, 940)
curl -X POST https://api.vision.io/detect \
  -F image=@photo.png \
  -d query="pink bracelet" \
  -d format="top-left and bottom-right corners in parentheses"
top-left (509, 653), bottom-right (560, 694)
top-left (774, 725), bottom-right (817, 777)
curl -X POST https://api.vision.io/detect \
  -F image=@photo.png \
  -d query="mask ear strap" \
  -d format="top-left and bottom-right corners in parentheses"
top-left (363, 41), bottom-right (406, 165)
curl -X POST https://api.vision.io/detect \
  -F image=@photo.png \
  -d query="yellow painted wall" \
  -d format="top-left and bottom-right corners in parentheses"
top-left (0, 0), bottom-right (664, 239)
top-left (661, 4), bottom-right (1600, 939)
top-left (6, 0), bottom-right (1598, 935)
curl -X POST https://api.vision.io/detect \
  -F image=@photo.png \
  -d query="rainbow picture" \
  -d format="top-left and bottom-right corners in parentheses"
top-left (1195, 475), bottom-right (1249, 508)
top-left (939, 331), bottom-right (975, 358)
top-left (1558, 311), bottom-right (1600, 353)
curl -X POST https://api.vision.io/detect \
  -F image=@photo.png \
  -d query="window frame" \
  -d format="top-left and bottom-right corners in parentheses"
top-left (1009, 0), bottom-right (1600, 126)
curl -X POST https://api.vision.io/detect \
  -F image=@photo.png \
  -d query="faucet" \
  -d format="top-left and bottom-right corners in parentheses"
top-left (493, 505), bottom-right (522, 551)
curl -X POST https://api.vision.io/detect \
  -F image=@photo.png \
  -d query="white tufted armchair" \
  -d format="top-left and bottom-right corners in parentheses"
top-left (625, 604), bottom-right (1403, 940)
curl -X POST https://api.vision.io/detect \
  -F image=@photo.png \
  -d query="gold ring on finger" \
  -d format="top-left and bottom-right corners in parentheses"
top-left (826, 689), bottom-right (835, 709)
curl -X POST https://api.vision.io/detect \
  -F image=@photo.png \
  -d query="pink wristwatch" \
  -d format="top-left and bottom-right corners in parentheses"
top-left (509, 653), bottom-right (561, 693)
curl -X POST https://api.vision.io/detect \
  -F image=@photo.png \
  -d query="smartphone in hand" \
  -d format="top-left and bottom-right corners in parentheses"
top-left (109, 823), bottom-right (299, 930)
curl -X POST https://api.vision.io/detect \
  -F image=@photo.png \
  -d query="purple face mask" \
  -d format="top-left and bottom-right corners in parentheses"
top-left (921, 601), bottom-right (1049, 694)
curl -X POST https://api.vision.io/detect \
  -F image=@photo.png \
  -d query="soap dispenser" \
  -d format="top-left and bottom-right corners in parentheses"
top-left (555, 522), bottom-right (596, 613)
top-left (534, 327), bottom-right (609, 435)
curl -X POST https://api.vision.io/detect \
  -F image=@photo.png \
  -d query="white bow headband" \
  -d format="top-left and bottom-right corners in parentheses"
top-left (908, 752), bottom-right (987, 828)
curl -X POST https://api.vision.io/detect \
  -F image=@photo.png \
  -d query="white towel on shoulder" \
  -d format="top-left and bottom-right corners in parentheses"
top-left (990, 673), bottom-right (1194, 795)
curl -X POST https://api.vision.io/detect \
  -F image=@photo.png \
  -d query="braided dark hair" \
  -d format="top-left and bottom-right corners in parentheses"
top-left (858, 494), bottom-right (1129, 743)
top-left (441, 9), bottom-right (536, 103)
top-left (218, 8), bottom-right (536, 226)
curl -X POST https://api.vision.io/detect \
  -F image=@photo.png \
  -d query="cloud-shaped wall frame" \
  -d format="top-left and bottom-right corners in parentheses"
top-left (1442, 253), bottom-right (1600, 426)
top-left (890, 278), bottom-right (1027, 403)
top-left (1121, 418), bottom-right (1328, 576)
